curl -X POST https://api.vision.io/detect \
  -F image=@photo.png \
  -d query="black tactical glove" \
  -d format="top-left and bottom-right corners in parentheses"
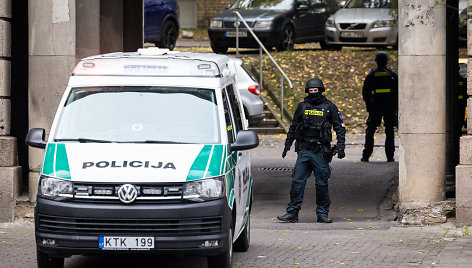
top-left (337, 149), bottom-right (345, 159)
top-left (282, 146), bottom-right (290, 158)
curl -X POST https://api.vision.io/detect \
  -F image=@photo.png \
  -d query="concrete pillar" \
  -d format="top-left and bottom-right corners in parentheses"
top-left (28, 0), bottom-right (143, 202)
top-left (456, 0), bottom-right (472, 226)
top-left (0, 0), bottom-right (21, 222)
top-left (398, 0), bottom-right (447, 209)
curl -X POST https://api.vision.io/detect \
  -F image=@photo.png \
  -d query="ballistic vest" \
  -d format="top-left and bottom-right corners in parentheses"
top-left (301, 101), bottom-right (330, 139)
top-left (370, 68), bottom-right (395, 104)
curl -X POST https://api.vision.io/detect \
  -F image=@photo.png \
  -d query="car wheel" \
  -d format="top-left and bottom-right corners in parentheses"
top-left (207, 221), bottom-right (233, 268)
top-left (234, 214), bottom-right (250, 252)
top-left (159, 21), bottom-right (178, 51)
top-left (277, 26), bottom-right (294, 51)
top-left (319, 40), bottom-right (327, 50)
top-left (210, 40), bottom-right (228, 54)
top-left (327, 44), bottom-right (342, 51)
top-left (37, 247), bottom-right (64, 268)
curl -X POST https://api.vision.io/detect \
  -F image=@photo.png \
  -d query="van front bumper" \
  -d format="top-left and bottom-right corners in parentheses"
top-left (35, 197), bottom-right (231, 258)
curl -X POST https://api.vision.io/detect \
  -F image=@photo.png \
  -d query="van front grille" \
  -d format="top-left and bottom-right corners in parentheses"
top-left (38, 215), bottom-right (222, 236)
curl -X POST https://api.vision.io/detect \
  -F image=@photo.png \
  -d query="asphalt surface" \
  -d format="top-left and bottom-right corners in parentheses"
top-left (2, 134), bottom-right (472, 267)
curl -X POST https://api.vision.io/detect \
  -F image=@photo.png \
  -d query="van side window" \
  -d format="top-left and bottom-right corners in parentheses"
top-left (222, 89), bottom-right (235, 143)
top-left (225, 85), bottom-right (243, 133)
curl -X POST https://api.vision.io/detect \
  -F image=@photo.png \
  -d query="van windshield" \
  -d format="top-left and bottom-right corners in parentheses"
top-left (54, 87), bottom-right (221, 144)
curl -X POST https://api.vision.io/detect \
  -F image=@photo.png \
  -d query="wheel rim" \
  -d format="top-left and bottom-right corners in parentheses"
top-left (283, 28), bottom-right (294, 51)
top-left (166, 25), bottom-right (177, 50)
top-left (229, 228), bottom-right (233, 263)
top-left (246, 216), bottom-right (250, 244)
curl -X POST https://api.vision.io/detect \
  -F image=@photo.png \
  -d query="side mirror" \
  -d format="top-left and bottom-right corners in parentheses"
top-left (230, 130), bottom-right (259, 151)
top-left (297, 4), bottom-right (309, 11)
top-left (339, 1), bottom-right (346, 8)
top-left (25, 128), bottom-right (47, 149)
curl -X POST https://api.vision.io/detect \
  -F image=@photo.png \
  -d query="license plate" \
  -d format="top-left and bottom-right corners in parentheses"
top-left (226, 31), bottom-right (247, 37)
top-left (99, 236), bottom-right (154, 250)
top-left (340, 31), bottom-right (363, 38)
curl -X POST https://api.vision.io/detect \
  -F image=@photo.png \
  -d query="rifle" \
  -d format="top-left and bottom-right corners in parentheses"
top-left (320, 121), bottom-right (336, 162)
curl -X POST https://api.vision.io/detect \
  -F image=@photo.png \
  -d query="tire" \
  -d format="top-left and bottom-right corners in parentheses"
top-left (37, 247), bottom-right (64, 268)
top-left (277, 26), bottom-right (294, 51)
top-left (208, 221), bottom-right (233, 268)
top-left (327, 44), bottom-right (342, 51)
top-left (159, 21), bottom-right (178, 51)
top-left (319, 40), bottom-right (327, 50)
top-left (234, 214), bottom-right (250, 252)
top-left (210, 40), bottom-right (228, 54)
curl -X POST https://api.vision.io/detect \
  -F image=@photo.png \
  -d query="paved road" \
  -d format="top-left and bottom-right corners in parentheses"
top-left (2, 134), bottom-right (472, 267)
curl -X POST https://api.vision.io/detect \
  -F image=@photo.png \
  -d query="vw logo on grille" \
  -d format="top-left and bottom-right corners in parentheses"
top-left (117, 184), bottom-right (138, 204)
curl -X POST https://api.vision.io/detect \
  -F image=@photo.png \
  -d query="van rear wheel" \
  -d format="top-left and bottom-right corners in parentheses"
top-left (37, 247), bottom-right (64, 268)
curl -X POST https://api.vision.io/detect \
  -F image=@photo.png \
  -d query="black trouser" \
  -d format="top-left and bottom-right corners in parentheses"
top-left (362, 108), bottom-right (396, 160)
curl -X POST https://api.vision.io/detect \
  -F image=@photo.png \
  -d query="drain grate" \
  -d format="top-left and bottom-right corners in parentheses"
top-left (257, 167), bottom-right (293, 171)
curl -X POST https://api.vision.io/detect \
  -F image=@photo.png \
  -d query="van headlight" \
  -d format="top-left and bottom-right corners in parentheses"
top-left (38, 175), bottom-right (73, 200)
top-left (372, 20), bottom-right (395, 28)
top-left (183, 177), bottom-right (225, 202)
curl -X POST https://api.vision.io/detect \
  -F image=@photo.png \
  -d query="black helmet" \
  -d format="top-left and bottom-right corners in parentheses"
top-left (375, 51), bottom-right (389, 66)
top-left (305, 78), bottom-right (325, 93)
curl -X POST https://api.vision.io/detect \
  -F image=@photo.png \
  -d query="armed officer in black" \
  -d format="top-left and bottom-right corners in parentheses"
top-left (277, 78), bottom-right (346, 223)
top-left (361, 52), bottom-right (398, 162)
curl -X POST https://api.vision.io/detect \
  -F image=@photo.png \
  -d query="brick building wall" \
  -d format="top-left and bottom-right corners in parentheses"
top-left (197, 0), bottom-right (232, 28)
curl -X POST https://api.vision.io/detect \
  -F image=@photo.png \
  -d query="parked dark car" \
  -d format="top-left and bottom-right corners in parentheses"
top-left (144, 0), bottom-right (180, 50)
top-left (208, 0), bottom-right (338, 53)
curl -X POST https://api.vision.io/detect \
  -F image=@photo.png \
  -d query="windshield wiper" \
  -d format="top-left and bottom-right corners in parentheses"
top-left (143, 140), bottom-right (191, 144)
top-left (55, 138), bottom-right (112, 143)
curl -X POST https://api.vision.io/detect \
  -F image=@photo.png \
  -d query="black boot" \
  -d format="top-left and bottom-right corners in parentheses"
top-left (277, 211), bottom-right (298, 223)
top-left (317, 215), bottom-right (332, 223)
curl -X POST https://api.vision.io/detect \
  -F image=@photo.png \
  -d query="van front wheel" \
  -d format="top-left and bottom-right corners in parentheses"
top-left (37, 247), bottom-right (64, 268)
top-left (234, 214), bottom-right (250, 252)
top-left (208, 226), bottom-right (233, 268)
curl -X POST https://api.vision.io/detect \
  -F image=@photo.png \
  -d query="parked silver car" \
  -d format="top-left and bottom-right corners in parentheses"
top-left (229, 58), bottom-right (265, 126)
top-left (325, 0), bottom-right (397, 49)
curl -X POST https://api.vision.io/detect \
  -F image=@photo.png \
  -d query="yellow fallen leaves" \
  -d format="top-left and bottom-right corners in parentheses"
top-left (241, 48), bottom-right (398, 132)
top-left (297, 247), bottom-right (302, 249)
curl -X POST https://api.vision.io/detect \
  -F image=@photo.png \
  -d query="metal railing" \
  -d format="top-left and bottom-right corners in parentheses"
top-left (233, 11), bottom-right (292, 122)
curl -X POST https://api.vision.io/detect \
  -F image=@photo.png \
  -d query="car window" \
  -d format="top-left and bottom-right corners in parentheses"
top-left (310, 0), bottom-right (324, 8)
top-left (54, 87), bottom-right (221, 144)
top-left (296, 0), bottom-right (310, 7)
top-left (231, 0), bottom-right (294, 10)
top-left (345, 0), bottom-right (391, 8)
top-left (238, 65), bottom-right (257, 83)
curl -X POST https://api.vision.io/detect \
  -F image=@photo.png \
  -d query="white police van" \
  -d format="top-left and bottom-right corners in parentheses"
top-left (26, 48), bottom-right (259, 268)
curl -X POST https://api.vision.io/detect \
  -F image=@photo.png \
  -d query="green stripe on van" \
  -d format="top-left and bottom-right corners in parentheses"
top-left (42, 144), bottom-right (56, 175)
top-left (186, 145), bottom-right (212, 181)
top-left (207, 145), bottom-right (224, 178)
top-left (55, 144), bottom-right (71, 180)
